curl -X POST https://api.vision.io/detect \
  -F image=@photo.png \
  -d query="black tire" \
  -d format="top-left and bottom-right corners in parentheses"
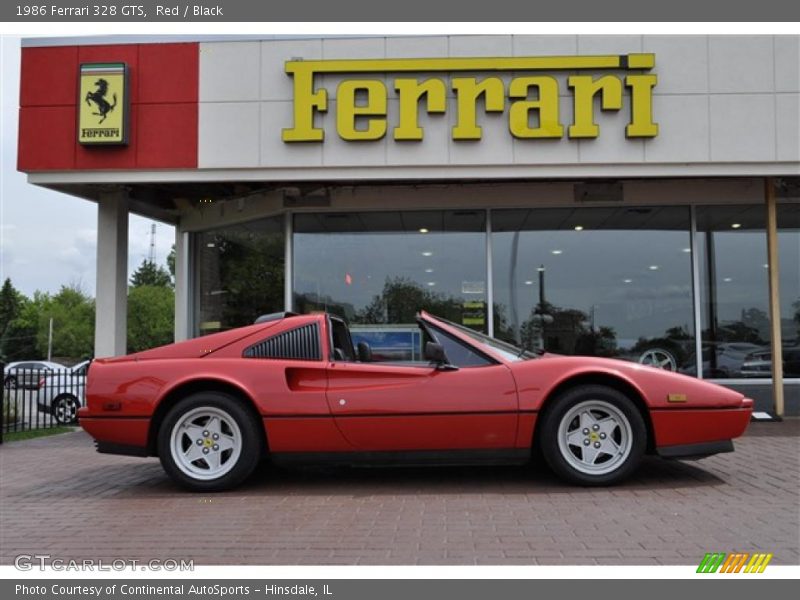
top-left (52, 395), bottom-right (80, 424)
top-left (538, 385), bottom-right (646, 486)
top-left (157, 392), bottom-right (262, 492)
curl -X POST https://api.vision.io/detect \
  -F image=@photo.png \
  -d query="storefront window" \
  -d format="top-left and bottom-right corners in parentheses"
top-left (195, 216), bottom-right (285, 335)
top-left (696, 205), bottom-right (770, 379)
top-left (293, 210), bottom-right (487, 359)
top-left (491, 207), bottom-right (696, 372)
top-left (778, 203), bottom-right (800, 379)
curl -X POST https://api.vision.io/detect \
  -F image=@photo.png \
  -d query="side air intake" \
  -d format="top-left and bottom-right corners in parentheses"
top-left (243, 323), bottom-right (321, 361)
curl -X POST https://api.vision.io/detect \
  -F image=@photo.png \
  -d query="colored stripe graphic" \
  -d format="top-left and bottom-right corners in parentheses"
top-left (697, 552), bottom-right (773, 573)
top-left (697, 553), bottom-right (726, 573)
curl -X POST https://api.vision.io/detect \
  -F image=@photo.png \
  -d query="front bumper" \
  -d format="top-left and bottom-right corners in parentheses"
top-left (650, 398), bottom-right (753, 451)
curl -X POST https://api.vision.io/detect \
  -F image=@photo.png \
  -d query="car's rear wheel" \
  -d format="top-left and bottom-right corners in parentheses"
top-left (4, 376), bottom-right (17, 390)
top-left (158, 392), bottom-right (261, 492)
top-left (53, 395), bottom-right (79, 424)
top-left (539, 385), bottom-right (646, 486)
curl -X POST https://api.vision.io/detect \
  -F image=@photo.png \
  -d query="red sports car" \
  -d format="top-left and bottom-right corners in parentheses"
top-left (79, 311), bottom-right (752, 491)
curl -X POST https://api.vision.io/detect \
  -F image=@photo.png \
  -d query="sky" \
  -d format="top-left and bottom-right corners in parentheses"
top-left (0, 35), bottom-right (175, 298)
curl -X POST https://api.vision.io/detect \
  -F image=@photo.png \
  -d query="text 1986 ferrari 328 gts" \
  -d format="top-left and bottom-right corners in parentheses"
top-left (79, 311), bottom-right (752, 491)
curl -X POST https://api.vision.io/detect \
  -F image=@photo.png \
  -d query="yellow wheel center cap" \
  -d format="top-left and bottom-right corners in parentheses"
top-left (590, 432), bottom-right (599, 442)
top-left (203, 438), bottom-right (213, 448)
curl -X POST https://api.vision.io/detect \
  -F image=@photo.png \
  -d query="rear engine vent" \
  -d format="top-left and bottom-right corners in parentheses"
top-left (243, 324), bottom-right (321, 361)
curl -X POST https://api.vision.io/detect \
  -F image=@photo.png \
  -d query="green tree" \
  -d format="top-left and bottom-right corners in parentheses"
top-left (127, 285), bottom-right (174, 353)
top-left (0, 279), bottom-right (39, 361)
top-left (36, 285), bottom-right (95, 361)
top-left (130, 259), bottom-right (172, 288)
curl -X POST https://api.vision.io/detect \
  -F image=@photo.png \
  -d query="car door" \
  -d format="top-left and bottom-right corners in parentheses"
top-left (325, 321), bottom-right (519, 452)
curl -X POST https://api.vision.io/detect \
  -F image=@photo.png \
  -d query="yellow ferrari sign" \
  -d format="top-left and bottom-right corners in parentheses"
top-left (78, 62), bottom-right (129, 145)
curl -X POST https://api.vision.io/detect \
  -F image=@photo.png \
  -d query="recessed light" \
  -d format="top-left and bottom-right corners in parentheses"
top-left (648, 265), bottom-right (659, 271)
top-left (206, 243), bottom-right (215, 248)
top-left (422, 251), bottom-right (433, 257)
top-left (424, 268), bottom-right (434, 273)
top-left (524, 280), bottom-right (534, 285)
top-left (682, 248), bottom-right (691, 253)
top-left (723, 277), bottom-right (733, 282)
top-left (536, 266), bottom-right (546, 272)
top-left (574, 225), bottom-right (584, 231)
top-left (426, 281), bottom-right (436, 287)
top-left (623, 279), bottom-right (633, 284)
top-left (731, 223), bottom-right (742, 229)
top-left (763, 264), bottom-right (769, 269)
top-left (419, 228), bottom-right (429, 233)
top-left (551, 249), bottom-right (563, 255)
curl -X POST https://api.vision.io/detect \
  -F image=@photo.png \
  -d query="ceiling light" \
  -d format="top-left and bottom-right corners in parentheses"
top-left (421, 251), bottom-right (433, 257)
top-left (206, 243), bottom-right (215, 248)
top-left (419, 228), bottom-right (429, 233)
top-left (427, 281), bottom-right (436, 287)
top-left (648, 265), bottom-right (659, 271)
top-left (623, 279), bottom-right (633, 284)
top-left (551, 249), bottom-right (563, 255)
top-left (524, 280), bottom-right (534, 285)
top-left (682, 248), bottom-right (691, 253)
top-left (763, 264), bottom-right (769, 269)
top-left (723, 277), bottom-right (733, 282)
top-left (424, 268), bottom-right (434, 273)
top-left (731, 223), bottom-right (742, 229)
top-left (536, 266), bottom-right (546, 272)
top-left (574, 225), bottom-right (584, 231)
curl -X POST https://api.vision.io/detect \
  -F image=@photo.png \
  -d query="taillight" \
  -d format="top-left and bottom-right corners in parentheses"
top-left (38, 377), bottom-right (46, 389)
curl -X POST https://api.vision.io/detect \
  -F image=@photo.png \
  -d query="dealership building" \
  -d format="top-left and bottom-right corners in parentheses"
top-left (16, 35), bottom-right (800, 414)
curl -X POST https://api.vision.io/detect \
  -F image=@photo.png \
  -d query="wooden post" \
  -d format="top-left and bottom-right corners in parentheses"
top-left (765, 178), bottom-right (784, 417)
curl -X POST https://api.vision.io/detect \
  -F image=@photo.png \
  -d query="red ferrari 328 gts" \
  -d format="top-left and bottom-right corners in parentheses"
top-left (79, 311), bottom-right (752, 491)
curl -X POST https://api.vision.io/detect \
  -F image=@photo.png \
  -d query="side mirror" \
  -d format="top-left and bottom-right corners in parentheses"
top-left (424, 341), bottom-right (445, 363)
top-left (424, 342), bottom-right (458, 370)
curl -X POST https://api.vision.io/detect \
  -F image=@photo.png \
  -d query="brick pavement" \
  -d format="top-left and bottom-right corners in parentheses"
top-left (0, 421), bottom-right (797, 566)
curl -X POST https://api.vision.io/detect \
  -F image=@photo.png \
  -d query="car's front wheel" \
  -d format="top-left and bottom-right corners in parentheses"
top-left (53, 395), bottom-right (80, 424)
top-left (4, 376), bottom-right (17, 390)
top-left (539, 385), bottom-right (646, 486)
top-left (158, 392), bottom-right (262, 492)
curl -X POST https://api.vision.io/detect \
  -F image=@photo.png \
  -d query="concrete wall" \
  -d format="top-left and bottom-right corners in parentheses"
top-left (197, 35), bottom-right (800, 175)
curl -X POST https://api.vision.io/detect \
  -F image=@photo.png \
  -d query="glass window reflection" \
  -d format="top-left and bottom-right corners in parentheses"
top-left (293, 211), bottom-right (488, 343)
top-left (195, 216), bottom-right (285, 335)
top-left (491, 207), bottom-right (696, 372)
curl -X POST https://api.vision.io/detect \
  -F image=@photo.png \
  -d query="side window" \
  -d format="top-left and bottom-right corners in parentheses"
top-left (330, 318), bottom-right (356, 362)
top-left (243, 323), bottom-right (322, 361)
top-left (430, 327), bottom-right (493, 368)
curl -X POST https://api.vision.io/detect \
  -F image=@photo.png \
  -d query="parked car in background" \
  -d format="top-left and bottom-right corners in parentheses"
top-left (3, 360), bottom-right (65, 389)
top-left (36, 360), bottom-right (89, 424)
top-left (740, 345), bottom-right (800, 378)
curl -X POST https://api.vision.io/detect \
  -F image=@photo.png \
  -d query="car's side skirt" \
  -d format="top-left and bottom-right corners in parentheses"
top-left (269, 448), bottom-right (532, 468)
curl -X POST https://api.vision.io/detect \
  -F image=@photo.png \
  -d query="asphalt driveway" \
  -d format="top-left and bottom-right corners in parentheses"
top-left (0, 421), bottom-right (798, 565)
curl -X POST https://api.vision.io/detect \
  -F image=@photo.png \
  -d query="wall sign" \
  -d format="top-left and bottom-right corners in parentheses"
top-left (78, 62), bottom-right (129, 145)
top-left (282, 55), bottom-right (658, 143)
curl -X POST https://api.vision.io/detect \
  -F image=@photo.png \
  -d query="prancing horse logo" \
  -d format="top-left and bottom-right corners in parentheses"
top-left (85, 78), bottom-right (117, 124)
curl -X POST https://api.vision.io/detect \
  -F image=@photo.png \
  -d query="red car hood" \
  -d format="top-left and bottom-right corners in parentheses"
top-left (510, 353), bottom-right (749, 410)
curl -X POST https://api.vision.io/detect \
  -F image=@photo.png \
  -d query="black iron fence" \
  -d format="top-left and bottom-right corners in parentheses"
top-left (1, 361), bottom-right (86, 443)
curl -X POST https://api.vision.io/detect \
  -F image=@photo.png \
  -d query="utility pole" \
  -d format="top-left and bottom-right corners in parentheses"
top-left (148, 223), bottom-right (157, 264)
top-left (47, 317), bottom-right (53, 361)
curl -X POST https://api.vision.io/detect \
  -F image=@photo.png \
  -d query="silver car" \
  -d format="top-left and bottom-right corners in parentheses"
top-left (3, 360), bottom-right (65, 389)
top-left (36, 360), bottom-right (89, 424)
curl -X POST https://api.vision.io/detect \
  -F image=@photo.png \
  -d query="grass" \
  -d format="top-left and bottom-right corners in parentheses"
top-left (2, 426), bottom-right (77, 442)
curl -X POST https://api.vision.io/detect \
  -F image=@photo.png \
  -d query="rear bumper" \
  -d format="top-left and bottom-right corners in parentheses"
top-left (79, 413), bottom-right (150, 456)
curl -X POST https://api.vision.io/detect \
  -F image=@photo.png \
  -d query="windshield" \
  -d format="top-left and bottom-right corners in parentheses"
top-left (429, 315), bottom-right (538, 362)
